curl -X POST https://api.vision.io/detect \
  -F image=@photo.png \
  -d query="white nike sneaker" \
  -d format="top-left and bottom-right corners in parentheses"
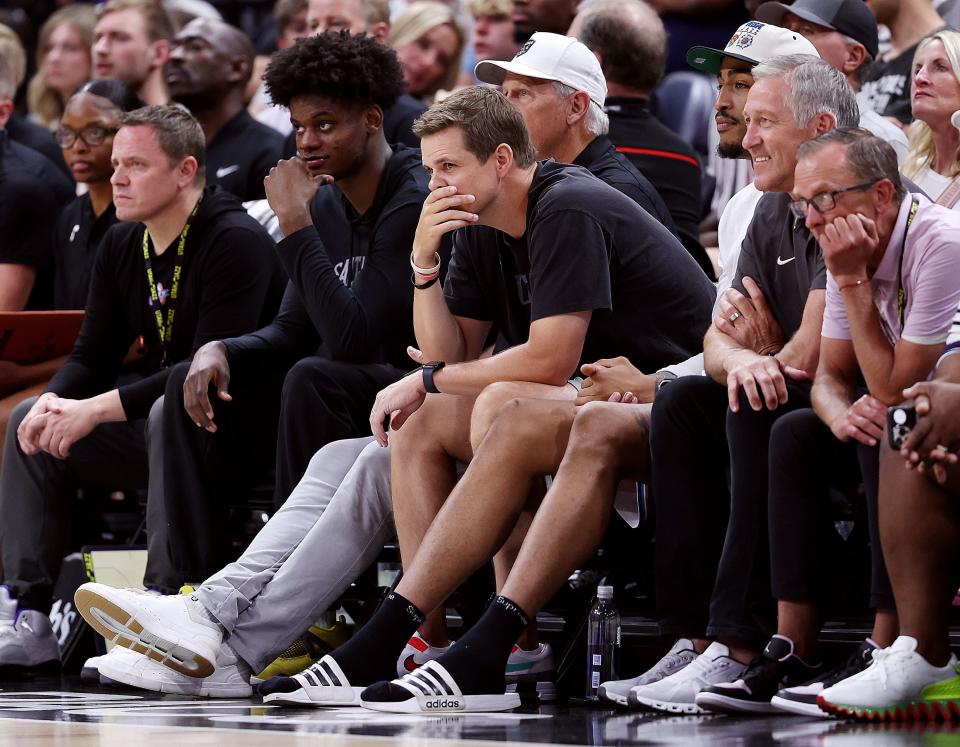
top-left (74, 583), bottom-right (223, 678)
top-left (506, 643), bottom-right (556, 703)
top-left (396, 633), bottom-right (453, 677)
top-left (98, 642), bottom-right (252, 698)
top-left (628, 641), bottom-right (748, 714)
top-left (818, 636), bottom-right (960, 721)
top-left (600, 639), bottom-right (698, 706)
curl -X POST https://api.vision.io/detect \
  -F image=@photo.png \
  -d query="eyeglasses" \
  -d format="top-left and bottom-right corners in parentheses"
top-left (55, 125), bottom-right (118, 149)
top-left (789, 180), bottom-right (879, 219)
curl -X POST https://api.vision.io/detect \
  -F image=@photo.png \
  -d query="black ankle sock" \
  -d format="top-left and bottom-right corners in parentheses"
top-left (328, 590), bottom-right (424, 685)
top-left (428, 595), bottom-right (529, 695)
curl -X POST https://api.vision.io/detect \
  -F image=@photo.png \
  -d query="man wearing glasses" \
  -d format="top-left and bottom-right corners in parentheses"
top-left (750, 128), bottom-right (960, 717)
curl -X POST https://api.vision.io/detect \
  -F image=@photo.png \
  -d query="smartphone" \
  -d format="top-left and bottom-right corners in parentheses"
top-left (887, 404), bottom-right (917, 449)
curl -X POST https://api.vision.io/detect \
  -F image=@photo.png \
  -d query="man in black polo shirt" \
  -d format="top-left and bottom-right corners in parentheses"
top-left (0, 55), bottom-right (73, 312)
top-left (143, 32), bottom-right (436, 593)
top-left (0, 104), bottom-right (282, 672)
top-left (475, 32), bottom-right (680, 242)
top-left (572, 0), bottom-right (711, 278)
top-left (166, 18), bottom-right (284, 200)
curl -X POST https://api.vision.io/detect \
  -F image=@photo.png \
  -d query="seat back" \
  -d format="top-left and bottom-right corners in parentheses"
top-left (653, 71), bottom-right (717, 160)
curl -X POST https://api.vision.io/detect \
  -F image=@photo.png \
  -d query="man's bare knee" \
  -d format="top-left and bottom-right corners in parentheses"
top-left (470, 382), bottom-right (532, 452)
top-left (569, 401), bottom-right (651, 457)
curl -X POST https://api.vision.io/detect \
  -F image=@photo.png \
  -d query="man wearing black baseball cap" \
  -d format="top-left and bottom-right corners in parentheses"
top-left (756, 0), bottom-right (908, 160)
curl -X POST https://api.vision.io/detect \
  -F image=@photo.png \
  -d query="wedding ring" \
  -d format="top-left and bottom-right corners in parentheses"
top-left (729, 311), bottom-right (742, 323)
top-left (935, 444), bottom-right (951, 453)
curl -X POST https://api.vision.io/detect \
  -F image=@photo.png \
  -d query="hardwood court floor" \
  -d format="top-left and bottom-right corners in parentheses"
top-left (0, 676), bottom-right (958, 745)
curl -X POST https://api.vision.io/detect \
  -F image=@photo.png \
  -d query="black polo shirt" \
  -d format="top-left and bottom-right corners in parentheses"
top-left (7, 112), bottom-right (71, 180)
top-left (0, 131), bottom-right (74, 309)
top-left (206, 110), bottom-right (285, 201)
top-left (443, 160), bottom-right (716, 373)
top-left (53, 194), bottom-right (118, 310)
top-left (224, 145), bottom-right (435, 372)
top-left (605, 97), bottom-right (708, 271)
top-left (573, 135), bottom-right (677, 236)
top-left (732, 191), bottom-right (826, 338)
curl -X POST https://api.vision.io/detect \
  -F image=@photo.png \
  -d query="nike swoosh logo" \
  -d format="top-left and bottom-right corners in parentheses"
top-left (403, 655), bottom-right (419, 672)
top-left (776, 256), bottom-right (795, 266)
top-left (216, 165), bottom-right (240, 178)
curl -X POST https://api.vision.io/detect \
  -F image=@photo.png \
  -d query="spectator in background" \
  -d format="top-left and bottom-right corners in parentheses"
top-left (27, 5), bottom-right (95, 129)
top-left (278, 0), bottom-right (425, 156)
top-left (93, 0), bottom-right (175, 106)
top-left (389, 2), bottom-right (465, 103)
top-left (0, 24), bottom-right (70, 177)
top-left (859, 0), bottom-right (944, 127)
top-left (902, 29), bottom-right (960, 208)
top-left (0, 104), bottom-right (283, 673)
top-left (0, 54), bottom-right (73, 313)
top-left (511, 0), bottom-right (576, 42)
top-left (463, 0), bottom-right (518, 76)
top-left (0, 80), bottom-right (143, 472)
top-left (249, 0), bottom-right (309, 135)
top-left (755, 0), bottom-right (909, 161)
top-left (166, 17), bottom-right (284, 201)
top-left (572, 0), bottom-right (712, 279)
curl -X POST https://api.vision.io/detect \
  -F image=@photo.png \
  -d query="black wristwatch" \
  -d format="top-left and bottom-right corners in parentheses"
top-left (422, 361), bottom-right (446, 394)
top-left (654, 370), bottom-right (677, 398)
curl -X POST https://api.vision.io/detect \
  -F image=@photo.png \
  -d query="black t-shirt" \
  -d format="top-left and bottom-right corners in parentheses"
top-left (0, 131), bottom-right (75, 309)
top-left (860, 33), bottom-right (946, 126)
top-left (47, 186), bottom-right (286, 420)
top-left (732, 191), bottom-right (827, 338)
top-left (206, 110), bottom-right (285, 201)
top-left (7, 112), bottom-right (71, 180)
top-left (605, 97), bottom-right (712, 277)
top-left (573, 135), bottom-right (677, 236)
top-left (282, 95), bottom-right (427, 159)
top-left (53, 194), bottom-right (119, 310)
top-left (443, 161), bottom-right (716, 373)
top-left (224, 145), bottom-right (435, 372)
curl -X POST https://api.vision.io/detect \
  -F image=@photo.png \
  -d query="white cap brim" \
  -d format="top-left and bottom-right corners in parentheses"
top-left (474, 58), bottom-right (564, 87)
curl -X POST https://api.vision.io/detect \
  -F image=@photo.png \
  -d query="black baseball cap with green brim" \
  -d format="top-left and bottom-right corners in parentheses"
top-left (687, 20), bottom-right (819, 75)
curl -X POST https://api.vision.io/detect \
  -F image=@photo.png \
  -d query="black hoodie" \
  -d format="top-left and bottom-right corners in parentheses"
top-left (224, 144), bottom-right (433, 372)
top-left (46, 185), bottom-right (286, 420)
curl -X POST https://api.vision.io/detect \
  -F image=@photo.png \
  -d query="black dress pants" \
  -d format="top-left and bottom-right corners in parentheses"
top-left (652, 375), bottom-right (811, 647)
top-left (143, 355), bottom-right (404, 592)
top-left (768, 407), bottom-right (889, 610)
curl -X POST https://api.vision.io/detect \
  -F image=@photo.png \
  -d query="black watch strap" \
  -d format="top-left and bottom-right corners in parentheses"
top-left (422, 361), bottom-right (446, 394)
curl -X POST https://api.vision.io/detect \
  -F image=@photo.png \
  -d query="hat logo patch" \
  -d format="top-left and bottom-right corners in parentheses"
top-left (728, 20), bottom-right (763, 49)
top-left (515, 39), bottom-right (535, 57)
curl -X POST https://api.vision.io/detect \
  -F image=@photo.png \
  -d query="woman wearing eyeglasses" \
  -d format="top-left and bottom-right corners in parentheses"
top-left (54, 80), bottom-right (143, 310)
top-left (903, 30), bottom-right (960, 209)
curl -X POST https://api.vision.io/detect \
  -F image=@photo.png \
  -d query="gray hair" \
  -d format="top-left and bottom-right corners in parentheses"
top-left (797, 127), bottom-right (906, 202)
top-left (752, 54), bottom-right (859, 130)
top-left (554, 81), bottom-right (609, 136)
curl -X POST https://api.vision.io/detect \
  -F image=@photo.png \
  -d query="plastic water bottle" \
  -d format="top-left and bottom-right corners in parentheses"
top-left (585, 585), bottom-right (620, 700)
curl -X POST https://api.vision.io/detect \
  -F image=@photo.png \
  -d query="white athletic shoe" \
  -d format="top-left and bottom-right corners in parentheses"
top-left (600, 638), bottom-right (698, 706)
top-left (818, 636), bottom-right (960, 721)
top-left (628, 641), bottom-right (748, 714)
top-left (98, 643), bottom-right (252, 698)
top-left (74, 583), bottom-right (223, 678)
top-left (396, 633), bottom-right (453, 677)
top-left (506, 642), bottom-right (555, 680)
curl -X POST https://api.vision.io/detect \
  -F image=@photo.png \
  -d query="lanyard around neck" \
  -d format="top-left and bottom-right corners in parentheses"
top-left (141, 196), bottom-right (201, 368)
top-left (896, 197), bottom-right (918, 329)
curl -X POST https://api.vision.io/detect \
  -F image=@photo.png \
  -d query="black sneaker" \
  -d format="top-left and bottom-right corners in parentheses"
top-left (770, 639), bottom-right (878, 718)
top-left (694, 635), bottom-right (823, 715)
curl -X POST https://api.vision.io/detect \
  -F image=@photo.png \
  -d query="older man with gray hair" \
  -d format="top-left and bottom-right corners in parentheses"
top-left (599, 55), bottom-right (861, 713)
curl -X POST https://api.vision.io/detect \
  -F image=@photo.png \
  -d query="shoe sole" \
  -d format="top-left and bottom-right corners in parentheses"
top-left (598, 686), bottom-right (629, 706)
top-left (99, 659), bottom-right (251, 698)
top-left (630, 693), bottom-right (705, 715)
top-left (263, 686), bottom-right (364, 707)
top-left (817, 694), bottom-right (960, 722)
top-left (361, 693), bottom-right (521, 713)
top-left (75, 587), bottom-right (215, 678)
top-left (506, 679), bottom-right (557, 703)
top-left (695, 691), bottom-right (778, 715)
top-left (770, 695), bottom-right (829, 718)
top-left (0, 659), bottom-right (60, 676)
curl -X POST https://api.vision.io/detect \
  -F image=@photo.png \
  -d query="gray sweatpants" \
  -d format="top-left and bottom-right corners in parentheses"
top-left (194, 437), bottom-right (395, 672)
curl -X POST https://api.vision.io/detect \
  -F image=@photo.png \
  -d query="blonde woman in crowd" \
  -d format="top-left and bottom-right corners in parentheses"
top-left (903, 29), bottom-right (960, 208)
top-left (389, 1), bottom-right (464, 103)
top-left (27, 4), bottom-right (96, 129)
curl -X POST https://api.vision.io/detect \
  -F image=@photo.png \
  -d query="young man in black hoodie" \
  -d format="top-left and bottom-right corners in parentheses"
top-left (143, 32), bottom-right (435, 593)
top-left (0, 105), bottom-right (284, 672)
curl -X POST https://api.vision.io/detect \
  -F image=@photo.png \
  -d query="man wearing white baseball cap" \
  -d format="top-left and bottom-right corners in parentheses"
top-left (474, 32), bottom-right (688, 258)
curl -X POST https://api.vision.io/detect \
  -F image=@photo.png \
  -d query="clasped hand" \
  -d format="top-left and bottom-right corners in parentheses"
top-left (17, 393), bottom-right (100, 459)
